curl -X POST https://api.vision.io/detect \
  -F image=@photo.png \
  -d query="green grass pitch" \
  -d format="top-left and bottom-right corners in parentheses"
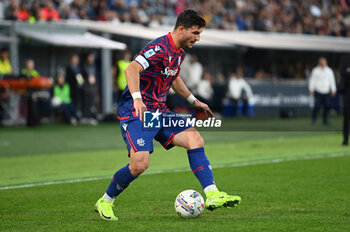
top-left (0, 117), bottom-right (349, 231)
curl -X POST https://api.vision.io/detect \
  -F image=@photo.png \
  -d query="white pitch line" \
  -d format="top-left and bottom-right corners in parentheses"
top-left (0, 152), bottom-right (349, 191)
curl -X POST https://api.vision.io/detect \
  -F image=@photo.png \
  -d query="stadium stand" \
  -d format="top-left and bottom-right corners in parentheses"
top-left (1, 0), bottom-right (350, 37)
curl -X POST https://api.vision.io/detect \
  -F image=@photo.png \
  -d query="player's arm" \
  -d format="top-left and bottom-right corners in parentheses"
top-left (171, 76), bottom-right (214, 118)
top-left (125, 61), bottom-right (147, 121)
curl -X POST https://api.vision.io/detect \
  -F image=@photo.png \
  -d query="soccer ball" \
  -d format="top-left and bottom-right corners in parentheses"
top-left (174, 190), bottom-right (205, 218)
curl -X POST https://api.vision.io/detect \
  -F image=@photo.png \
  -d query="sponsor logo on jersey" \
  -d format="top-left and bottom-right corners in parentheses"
top-left (161, 67), bottom-right (178, 76)
top-left (144, 49), bottom-right (155, 58)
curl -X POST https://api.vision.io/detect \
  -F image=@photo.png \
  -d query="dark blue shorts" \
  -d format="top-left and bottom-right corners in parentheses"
top-left (120, 112), bottom-right (192, 154)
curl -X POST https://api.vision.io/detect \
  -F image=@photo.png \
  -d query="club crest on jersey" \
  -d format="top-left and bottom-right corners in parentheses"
top-left (161, 67), bottom-right (178, 76)
top-left (144, 49), bottom-right (155, 58)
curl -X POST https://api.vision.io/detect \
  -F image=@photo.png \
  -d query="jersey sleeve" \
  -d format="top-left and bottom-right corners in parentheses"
top-left (134, 43), bottom-right (166, 70)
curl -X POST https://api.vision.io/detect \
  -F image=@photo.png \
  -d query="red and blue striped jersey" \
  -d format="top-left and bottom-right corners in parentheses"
top-left (118, 32), bottom-right (186, 119)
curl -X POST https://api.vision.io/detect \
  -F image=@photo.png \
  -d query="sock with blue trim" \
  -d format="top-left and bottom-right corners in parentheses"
top-left (104, 164), bottom-right (137, 202)
top-left (187, 147), bottom-right (218, 194)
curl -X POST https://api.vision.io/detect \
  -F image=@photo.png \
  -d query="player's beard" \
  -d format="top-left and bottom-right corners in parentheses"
top-left (181, 37), bottom-right (196, 49)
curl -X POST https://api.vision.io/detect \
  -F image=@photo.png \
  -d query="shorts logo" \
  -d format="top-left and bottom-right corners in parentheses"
top-left (137, 138), bottom-right (145, 146)
top-left (122, 123), bottom-right (128, 131)
top-left (143, 109), bottom-right (161, 128)
top-left (144, 49), bottom-right (155, 58)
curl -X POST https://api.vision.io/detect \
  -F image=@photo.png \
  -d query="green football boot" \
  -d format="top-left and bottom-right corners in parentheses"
top-left (95, 197), bottom-right (118, 221)
top-left (205, 190), bottom-right (241, 211)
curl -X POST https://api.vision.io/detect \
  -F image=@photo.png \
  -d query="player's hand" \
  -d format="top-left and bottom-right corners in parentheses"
top-left (331, 92), bottom-right (336, 97)
top-left (192, 99), bottom-right (215, 118)
top-left (134, 98), bottom-right (147, 121)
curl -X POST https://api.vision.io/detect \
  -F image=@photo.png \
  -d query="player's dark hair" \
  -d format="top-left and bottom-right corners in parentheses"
top-left (174, 10), bottom-right (206, 29)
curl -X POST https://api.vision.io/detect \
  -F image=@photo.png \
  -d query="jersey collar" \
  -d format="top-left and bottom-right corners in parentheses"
top-left (167, 32), bottom-right (180, 51)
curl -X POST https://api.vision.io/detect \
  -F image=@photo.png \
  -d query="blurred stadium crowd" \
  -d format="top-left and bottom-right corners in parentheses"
top-left (1, 0), bottom-right (350, 37)
top-left (0, 1), bottom-right (349, 127)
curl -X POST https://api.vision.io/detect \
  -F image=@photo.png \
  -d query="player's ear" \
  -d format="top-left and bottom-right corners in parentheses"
top-left (177, 26), bottom-right (186, 34)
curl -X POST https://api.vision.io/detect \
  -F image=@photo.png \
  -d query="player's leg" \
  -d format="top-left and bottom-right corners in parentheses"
top-left (95, 150), bottom-right (150, 221)
top-left (96, 118), bottom-right (154, 221)
top-left (171, 128), bottom-right (241, 211)
top-left (105, 150), bottom-right (149, 199)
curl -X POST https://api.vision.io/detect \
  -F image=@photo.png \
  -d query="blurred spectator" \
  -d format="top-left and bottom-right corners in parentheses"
top-left (294, 62), bottom-right (305, 79)
top-left (86, 0), bottom-right (100, 20)
top-left (227, 66), bottom-right (253, 116)
top-left (0, 46), bottom-right (13, 125)
top-left (0, 1), bottom-right (4, 19)
top-left (20, 59), bottom-right (39, 79)
top-left (0, 47), bottom-right (13, 78)
top-left (53, 71), bottom-right (79, 125)
top-left (17, 1), bottom-right (29, 21)
top-left (5, 0), bottom-right (18, 20)
top-left (211, 72), bottom-right (227, 114)
top-left (109, 0), bottom-right (128, 21)
top-left (59, 4), bottom-right (71, 20)
top-left (40, 0), bottom-right (60, 21)
top-left (114, 50), bottom-right (131, 97)
top-left (181, 54), bottom-right (202, 92)
top-left (66, 54), bottom-right (84, 117)
top-left (70, 0), bottom-right (88, 19)
top-left (137, 1), bottom-right (150, 25)
top-left (29, 0), bottom-right (41, 23)
top-left (20, 59), bottom-right (40, 126)
top-left (254, 69), bottom-right (267, 79)
top-left (81, 52), bottom-right (98, 125)
top-left (2, 1), bottom-right (349, 37)
top-left (309, 57), bottom-right (337, 125)
top-left (196, 70), bottom-right (213, 106)
top-left (129, 2), bottom-right (141, 24)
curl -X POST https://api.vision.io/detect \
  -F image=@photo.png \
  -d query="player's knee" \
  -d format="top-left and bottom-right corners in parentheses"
top-left (130, 161), bottom-right (149, 176)
top-left (195, 135), bottom-right (205, 148)
top-left (187, 133), bottom-right (204, 150)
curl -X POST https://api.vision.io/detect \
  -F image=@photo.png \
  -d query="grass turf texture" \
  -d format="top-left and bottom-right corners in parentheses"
top-left (1, 156), bottom-right (349, 231)
top-left (0, 117), bottom-right (349, 231)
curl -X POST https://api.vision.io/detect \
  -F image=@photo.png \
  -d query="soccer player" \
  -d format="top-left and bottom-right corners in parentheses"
top-left (95, 10), bottom-right (241, 221)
